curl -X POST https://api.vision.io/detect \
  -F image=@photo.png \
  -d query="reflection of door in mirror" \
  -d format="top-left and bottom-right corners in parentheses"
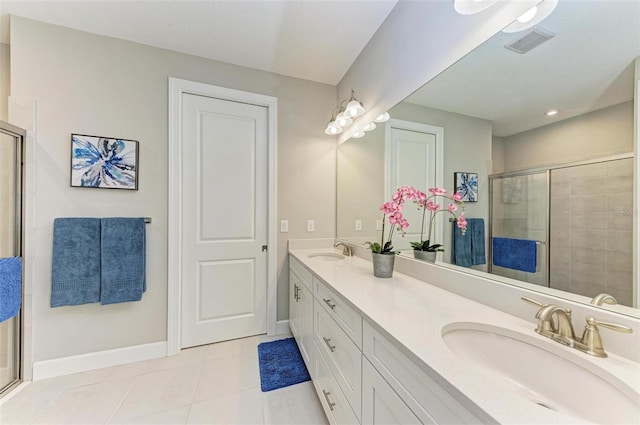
top-left (387, 121), bottom-right (443, 252)
top-left (0, 123), bottom-right (23, 397)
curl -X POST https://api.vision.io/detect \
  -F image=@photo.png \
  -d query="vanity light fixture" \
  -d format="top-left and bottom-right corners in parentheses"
top-left (502, 0), bottom-right (558, 33)
top-left (374, 112), bottom-right (390, 123)
top-left (324, 89), bottom-right (365, 136)
top-left (453, 0), bottom-right (499, 15)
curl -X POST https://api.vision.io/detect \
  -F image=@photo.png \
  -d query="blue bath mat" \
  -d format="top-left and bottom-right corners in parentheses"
top-left (258, 337), bottom-right (310, 392)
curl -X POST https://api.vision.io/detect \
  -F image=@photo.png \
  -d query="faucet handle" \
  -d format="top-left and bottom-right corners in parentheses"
top-left (578, 317), bottom-right (633, 358)
top-left (521, 297), bottom-right (556, 336)
top-left (590, 293), bottom-right (617, 306)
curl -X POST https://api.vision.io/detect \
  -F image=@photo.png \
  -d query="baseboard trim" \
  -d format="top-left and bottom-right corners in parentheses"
top-left (276, 319), bottom-right (290, 335)
top-left (32, 341), bottom-right (167, 381)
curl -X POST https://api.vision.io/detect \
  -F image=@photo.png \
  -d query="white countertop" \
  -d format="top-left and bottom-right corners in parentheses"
top-left (289, 248), bottom-right (640, 424)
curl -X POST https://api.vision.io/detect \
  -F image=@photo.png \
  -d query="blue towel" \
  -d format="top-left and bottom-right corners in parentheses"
top-left (492, 237), bottom-right (537, 273)
top-left (469, 218), bottom-right (486, 265)
top-left (0, 257), bottom-right (22, 322)
top-left (100, 217), bottom-right (146, 305)
top-left (51, 218), bottom-right (101, 307)
top-left (452, 218), bottom-right (485, 267)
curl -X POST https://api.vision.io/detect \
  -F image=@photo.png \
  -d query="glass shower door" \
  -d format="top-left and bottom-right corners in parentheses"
top-left (490, 172), bottom-right (549, 287)
top-left (0, 122), bottom-right (24, 396)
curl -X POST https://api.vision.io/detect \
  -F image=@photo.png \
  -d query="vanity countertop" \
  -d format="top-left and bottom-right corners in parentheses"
top-left (289, 248), bottom-right (640, 424)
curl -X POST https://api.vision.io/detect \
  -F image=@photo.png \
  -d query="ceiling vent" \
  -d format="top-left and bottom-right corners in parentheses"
top-left (504, 27), bottom-right (556, 54)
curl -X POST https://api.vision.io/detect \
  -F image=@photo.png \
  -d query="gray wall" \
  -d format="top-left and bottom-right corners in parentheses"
top-left (10, 16), bottom-right (336, 362)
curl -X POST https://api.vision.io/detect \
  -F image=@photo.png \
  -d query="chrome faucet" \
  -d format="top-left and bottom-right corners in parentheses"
top-left (334, 241), bottom-right (352, 256)
top-left (522, 297), bottom-right (633, 358)
top-left (590, 293), bottom-right (617, 306)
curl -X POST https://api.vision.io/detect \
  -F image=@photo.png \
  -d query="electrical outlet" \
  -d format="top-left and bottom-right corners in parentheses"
top-left (307, 220), bottom-right (315, 232)
top-left (280, 220), bottom-right (288, 233)
top-left (376, 220), bottom-right (383, 231)
top-left (355, 219), bottom-right (362, 231)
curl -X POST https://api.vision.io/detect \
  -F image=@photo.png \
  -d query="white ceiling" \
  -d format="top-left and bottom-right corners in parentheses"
top-left (0, 0), bottom-right (398, 85)
top-left (406, 0), bottom-right (640, 137)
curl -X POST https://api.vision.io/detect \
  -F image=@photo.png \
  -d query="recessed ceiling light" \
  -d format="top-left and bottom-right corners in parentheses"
top-left (545, 109), bottom-right (559, 116)
top-left (503, 0), bottom-right (558, 33)
top-left (453, 0), bottom-right (499, 15)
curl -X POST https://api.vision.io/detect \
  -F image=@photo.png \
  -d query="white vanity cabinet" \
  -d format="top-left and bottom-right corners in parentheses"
top-left (289, 257), bottom-right (315, 374)
top-left (289, 253), bottom-right (488, 425)
top-left (362, 321), bottom-right (487, 424)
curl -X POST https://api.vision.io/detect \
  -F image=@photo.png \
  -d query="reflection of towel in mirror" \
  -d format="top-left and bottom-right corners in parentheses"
top-left (0, 257), bottom-right (22, 322)
top-left (451, 218), bottom-right (485, 267)
top-left (492, 237), bottom-right (537, 273)
top-left (51, 218), bottom-right (101, 307)
top-left (100, 217), bottom-right (146, 305)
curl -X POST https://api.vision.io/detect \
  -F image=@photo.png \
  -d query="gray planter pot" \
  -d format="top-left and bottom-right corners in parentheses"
top-left (413, 250), bottom-right (437, 263)
top-left (371, 252), bottom-right (395, 278)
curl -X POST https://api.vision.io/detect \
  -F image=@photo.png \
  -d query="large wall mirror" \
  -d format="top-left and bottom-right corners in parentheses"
top-left (337, 1), bottom-right (640, 317)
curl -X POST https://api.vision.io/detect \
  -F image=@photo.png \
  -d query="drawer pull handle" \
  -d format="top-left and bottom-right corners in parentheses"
top-left (323, 298), bottom-right (336, 310)
top-left (322, 337), bottom-right (336, 352)
top-left (294, 284), bottom-right (299, 301)
top-left (322, 389), bottom-right (336, 411)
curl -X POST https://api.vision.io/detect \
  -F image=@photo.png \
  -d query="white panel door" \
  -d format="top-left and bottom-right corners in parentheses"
top-left (181, 93), bottom-right (268, 348)
top-left (389, 127), bottom-right (437, 250)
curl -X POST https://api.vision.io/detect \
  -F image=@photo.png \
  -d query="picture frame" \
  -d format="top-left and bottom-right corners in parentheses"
top-left (454, 172), bottom-right (478, 202)
top-left (70, 134), bottom-right (139, 190)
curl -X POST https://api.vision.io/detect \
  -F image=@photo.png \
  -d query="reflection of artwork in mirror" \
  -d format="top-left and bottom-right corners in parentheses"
top-left (71, 134), bottom-right (139, 190)
top-left (454, 172), bottom-right (478, 202)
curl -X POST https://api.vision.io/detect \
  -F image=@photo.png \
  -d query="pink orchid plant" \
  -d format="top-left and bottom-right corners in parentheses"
top-left (410, 187), bottom-right (467, 252)
top-left (365, 186), bottom-right (416, 254)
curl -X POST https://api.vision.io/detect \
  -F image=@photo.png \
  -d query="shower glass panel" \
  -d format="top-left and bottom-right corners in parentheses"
top-left (490, 172), bottom-right (549, 287)
top-left (0, 123), bottom-right (23, 397)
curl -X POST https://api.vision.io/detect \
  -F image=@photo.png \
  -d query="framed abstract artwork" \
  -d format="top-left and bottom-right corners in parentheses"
top-left (454, 172), bottom-right (478, 202)
top-left (70, 134), bottom-right (139, 190)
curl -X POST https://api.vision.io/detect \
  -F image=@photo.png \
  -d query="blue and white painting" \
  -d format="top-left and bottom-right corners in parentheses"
top-left (71, 134), bottom-right (138, 190)
top-left (455, 172), bottom-right (478, 202)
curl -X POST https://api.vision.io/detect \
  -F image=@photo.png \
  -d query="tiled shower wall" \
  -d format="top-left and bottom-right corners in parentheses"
top-left (550, 158), bottom-right (633, 306)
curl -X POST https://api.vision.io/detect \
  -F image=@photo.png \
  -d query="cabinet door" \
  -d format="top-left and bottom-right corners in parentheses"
top-left (298, 283), bottom-right (315, 373)
top-left (289, 270), bottom-right (301, 338)
top-left (362, 358), bottom-right (425, 425)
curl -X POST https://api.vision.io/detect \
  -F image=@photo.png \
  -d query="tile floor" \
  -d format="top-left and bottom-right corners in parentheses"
top-left (0, 334), bottom-right (329, 425)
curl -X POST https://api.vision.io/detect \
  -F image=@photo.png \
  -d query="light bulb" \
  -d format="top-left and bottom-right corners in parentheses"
top-left (324, 121), bottom-right (342, 135)
top-left (352, 130), bottom-right (366, 139)
top-left (345, 99), bottom-right (365, 118)
top-left (454, 0), bottom-right (499, 15)
top-left (517, 6), bottom-right (537, 23)
top-left (335, 112), bottom-right (353, 128)
top-left (374, 112), bottom-right (390, 123)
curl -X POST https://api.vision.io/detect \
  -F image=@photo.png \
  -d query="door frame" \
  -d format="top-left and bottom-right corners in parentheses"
top-left (167, 78), bottom-right (278, 355)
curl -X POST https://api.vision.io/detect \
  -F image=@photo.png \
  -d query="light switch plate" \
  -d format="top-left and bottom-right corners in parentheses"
top-left (307, 220), bottom-right (315, 232)
top-left (280, 220), bottom-right (288, 233)
top-left (355, 219), bottom-right (362, 231)
top-left (376, 220), bottom-right (383, 231)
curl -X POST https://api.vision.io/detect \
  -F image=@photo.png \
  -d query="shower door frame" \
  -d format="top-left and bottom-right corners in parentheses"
top-left (488, 169), bottom-right (551, 287)
top-left (0, 120), bottom-right (25, 397)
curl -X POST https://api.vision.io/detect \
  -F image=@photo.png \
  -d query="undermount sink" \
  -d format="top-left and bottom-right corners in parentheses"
top-left (307, 252), bottom-right (345, 261)
top-left (442, 322), bottom-right (640, 424)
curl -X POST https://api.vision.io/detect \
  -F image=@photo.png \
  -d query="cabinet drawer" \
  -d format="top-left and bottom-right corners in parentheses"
top-left (314, 344), bottom-right (360, 425)
top-left (363, 321), bottom-right (487, 424)
top-left (290, 256), bottom-right (313, 290)
top-left (314, 277), bottom-right (362, 348)
top-left (315, 300), bottom-right (362, 420)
